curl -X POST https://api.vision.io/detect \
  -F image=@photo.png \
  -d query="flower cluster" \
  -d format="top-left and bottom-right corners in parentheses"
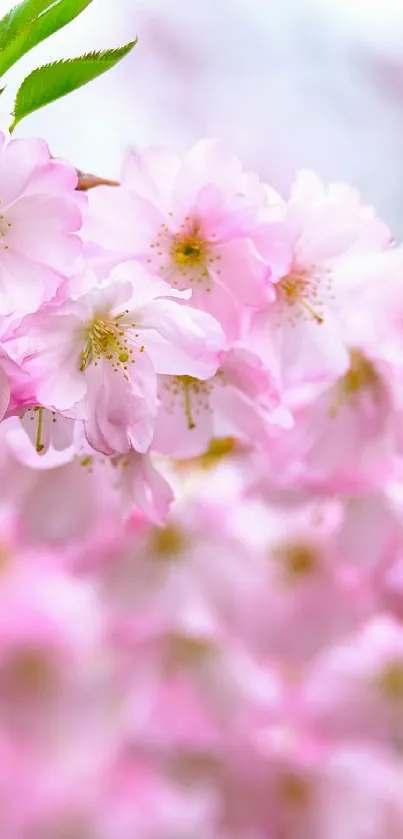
top-left (2, 131), bottom-right (403, 836)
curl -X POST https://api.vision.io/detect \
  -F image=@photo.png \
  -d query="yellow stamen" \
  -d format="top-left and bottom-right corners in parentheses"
top-left (35, 406), bottom-right (44, 453)
top-left (330, 350), bottom-right (380, 416)
top-left (79, 314), bottom-right (135, 374)
top-left (280, 274), bottom-right (324, 324)
top-left (377, 662), bottom-right (403, 701)
top-left (174, 237), bottom-right (205, 265)
top-left (182, 376), bottom-right (196, 430)
top-left (164, 375), bottom-right (214, 431)
top-left (80, 456), bottom-right (93, 468)
top-left (299, 298), bottom-right (324, 325)
top-left (342, 350), bottom-right (378, 395)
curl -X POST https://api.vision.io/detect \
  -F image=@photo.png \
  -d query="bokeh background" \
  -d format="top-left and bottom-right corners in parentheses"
top-left (2, 0), bottom-right (403, 233)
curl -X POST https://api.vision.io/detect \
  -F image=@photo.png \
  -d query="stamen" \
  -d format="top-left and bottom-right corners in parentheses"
top-left (277, 265), bottom-right (330, 325)
top-left (0, 210), bottom-right (11, 247)
top-left (79, 314), bottom-right (136, 376)
top-left (330, 350), bottom-right (380, 416)
top-left (299, 298), bottom-right (324, 325)
top-left (341, 350), bottom-right (378, 395)
top-left (148, 216), bottom-right (219, 290)
top-left (164, 375), bottom-right (215, 430)
top-left (182, 377), bottom-right (196, 430)
top-left (35, 406), bottom-right (45, 453)
top-left (80, 456), bottom-right (93, 468)
top-left (172, 234), bottom-right (205, 266)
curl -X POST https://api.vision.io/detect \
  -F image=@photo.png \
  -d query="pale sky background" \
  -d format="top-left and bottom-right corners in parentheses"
top-left (2, 0), bottom-right (403, 233)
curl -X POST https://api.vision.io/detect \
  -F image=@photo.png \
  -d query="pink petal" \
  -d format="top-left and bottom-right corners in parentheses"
top-left (153, 375), bottom-right (213, 457)
top-left (122, 147), bottom-right (181, 213)
top-left (0, 138), bottom-right (50, 208)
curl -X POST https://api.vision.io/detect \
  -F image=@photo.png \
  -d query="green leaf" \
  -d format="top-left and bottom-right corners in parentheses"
top-left (0, 0), bottom-right (58, 51)
top-left (11, 42), bottom-right (137, 128)
top-left (0, 0), bottom-right (93, 78)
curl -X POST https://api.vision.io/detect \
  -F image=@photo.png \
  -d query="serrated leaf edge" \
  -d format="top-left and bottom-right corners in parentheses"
top-left (10, 40), bottom-right (138, 130)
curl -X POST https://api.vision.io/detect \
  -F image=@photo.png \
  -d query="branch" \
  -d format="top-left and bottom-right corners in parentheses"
top-left (76, 170), bottom-right (119, 190)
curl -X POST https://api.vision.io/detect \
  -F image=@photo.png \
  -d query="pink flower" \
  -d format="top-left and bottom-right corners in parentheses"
top-left (84, 140), bottom-right (271, 340)
top-left (0, 420), bottom-right (116, 544)
top-left (99, 753), bottom-right (220, 839)
top-left (0, 133), bottom-right (83, 316)
top-left (302, 616), bottom-right (403, 746)
top-left (112, 450), bottom-right (174, 524)
top-left (261, 349), bottom-right (399, 495)
top-left (0, 346), bottom-right (34, 421)
top-left (322, 747), bottom-right (403, 839)
top-left (0, 130), bottom-right (402, 839)
top-left (153, 346), bottom-right (292, 458)
top-left (19, 407), bottom-right (76, 456)
top-left (345, 245), bottom-right (403, 367)
top-left (250, 169), bottom-right (391, 388)
top-left (18, 262), bottom-right (224, 455)
top-left (334, 489), bottom-right (403, 578)
top-left (98, 466), bottom-right (264, 639)
top-left (237, 499), bottom-right (372, 666)
top-left (0, 419), bottom-right (174, 538)
top-left (224, 726), bottom-right (327, 839)
top-left (81, 447), bottom-right (175, 525)
top-left (0, 562), bottom-right (102, 740)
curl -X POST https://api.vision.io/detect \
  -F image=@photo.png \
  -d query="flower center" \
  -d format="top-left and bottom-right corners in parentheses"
top-left (166, 634), bottom-right (213, 673)
top-left (376, 661), bottom-right (403, 701)
top-left (341, 350), bottom-right (378, 395)
top-left (148, 216), bottom-right (221, 289)
top-left (277, 264), bottom-right (331, 325)
top-left (330, 350), bottom-right (381, 417)
top-left (202, 436), bottom-right (236, 464)
top-left (173, 235), bottom-right (205, 266)
top-left (152, 524), bottom-right (185, 558)
top-left (163, 374), bottom-right (217, 430)
top-left (79, 313), bottom-right (138, 376)
top-left (278, 772), bottom-right (310, 807)
top-left (2, 648), bottom-right (53, 696)
top-left (273, 541), bottom-right (319, 582)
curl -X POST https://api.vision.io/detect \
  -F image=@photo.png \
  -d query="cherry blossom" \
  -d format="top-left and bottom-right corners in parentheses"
top-left (0, 125), bottom-right (402, 839)
top-left (84, 140), bottom-right (271, 339)
top-left (250, 169), bottom-right (392, 389)
top-left (17, 262), bottom-right (225, 455)
top-left (0, 133), bottom-right (83, 317)
top-left (153, 347), bottom-right (292, 458)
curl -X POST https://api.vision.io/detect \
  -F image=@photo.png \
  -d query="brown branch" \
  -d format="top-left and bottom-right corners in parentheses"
top-left (76, 171), bottom-right (119, 191)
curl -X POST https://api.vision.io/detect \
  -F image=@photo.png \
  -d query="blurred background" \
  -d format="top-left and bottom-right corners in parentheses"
top-left (2, 0), bottom-right (403, 234)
